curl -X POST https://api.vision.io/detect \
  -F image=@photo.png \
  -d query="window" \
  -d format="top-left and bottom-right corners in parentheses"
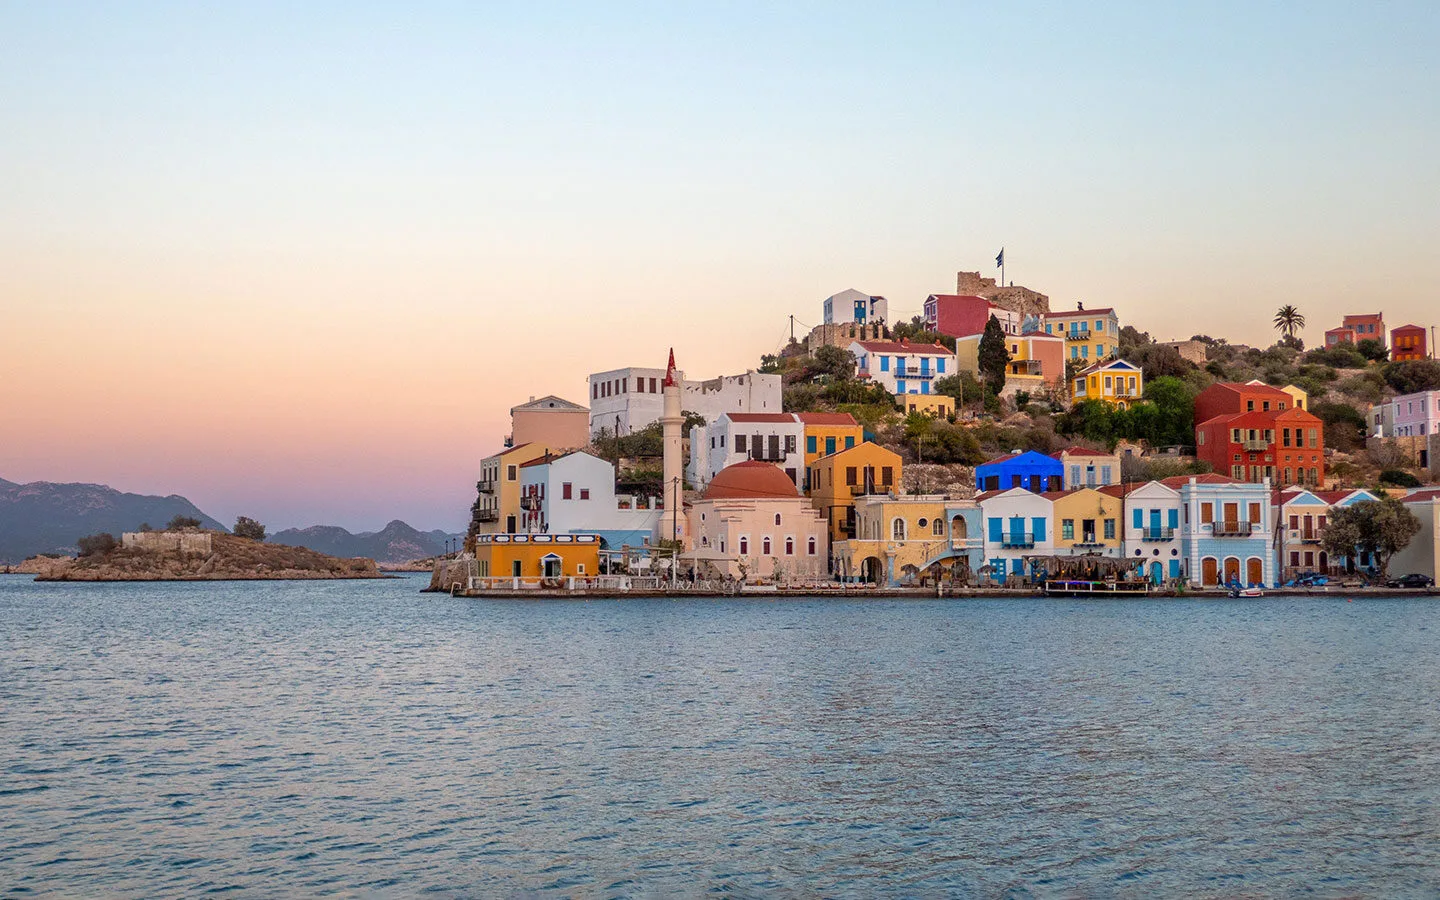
top-left (785, 537), bottom-right (794, 555)
top-left (562, 482), bottom-right (572, 500)
top-left (1062, 519), bottom-right (1075, 540)
top-left (807, 436), bottom-right (817, 454)
top-left (938, 358), bottom-right (946, 373)
top-left (932, 518), bottom-right (945, 536)
top-left (1308, 428), bottom-right (1318, 448)
top-left (739, 537), bottom-right (748, 555)
top-left (881, 467), bottom-right (894, 486)
top-left (880, 356), bottom-right (890, 372)
top-left (845, 436), bottom-right (855, 449)
top-left (785, 435), bottom-right (797, 454)
top-left (1247, 400), bottom-right (1255, 411)
top-left (650, 377), bottom-right (657, 392)
top-left (762, 537), bottom-right (772, 555)
top-left (507, 465), bottom-right (517, 480)
top-left (1104, 519), bottom-right (1116, 540)
top-left (775, 513), bottom-right (782, 526)
top-left (845, 466), bottom-right (858, 486)
top-left (892, 519), bottom-right (906, 541)
top-left (1201, 503), bottom-right (1213, 524)
top-left (579, 488), bottom-right (589, 500)
top-left (592, 383), bottom-right (598, 399)
top-left (807, 536), bottom-right (817, 555)
top-left (735, 434), bottom-right (747, 453)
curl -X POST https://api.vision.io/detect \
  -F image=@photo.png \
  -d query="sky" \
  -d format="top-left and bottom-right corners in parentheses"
top-left (3, 1), bottom-right (1438, 532)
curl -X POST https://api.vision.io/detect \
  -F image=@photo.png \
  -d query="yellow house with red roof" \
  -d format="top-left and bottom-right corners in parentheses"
top-left (808, 442), bottom-right (904, 542)
top-left (1042, 305), bottom-right (1121, 362)
top-left (796, 412), bottom-right (863, 469)
top-left (474, 442), bottom-right (556, 538)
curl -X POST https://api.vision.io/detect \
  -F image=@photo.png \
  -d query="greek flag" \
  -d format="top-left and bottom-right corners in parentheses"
top-left (996, 248), bottom-right (1004, 268)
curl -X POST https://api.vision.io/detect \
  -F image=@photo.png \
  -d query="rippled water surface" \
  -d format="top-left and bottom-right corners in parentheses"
top-left (2, 574), bottom-right (1439, 896)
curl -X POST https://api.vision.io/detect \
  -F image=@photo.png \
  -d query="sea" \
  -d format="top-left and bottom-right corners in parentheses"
top-left (1, 573), bottom-right (1438, 897)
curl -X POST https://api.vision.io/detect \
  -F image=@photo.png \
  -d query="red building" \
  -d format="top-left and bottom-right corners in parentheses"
top-left (922, 294), bottom-right (1017, 338)
top-left (1324, 312), bottom-right (1386, 348)
top-left (1194, 382), bottom-right (1324, 486)
top-left (1390, 324), bottom-right (1428, 361)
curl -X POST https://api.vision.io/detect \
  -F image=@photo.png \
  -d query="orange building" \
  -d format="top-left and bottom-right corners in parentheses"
top-left (1391, 324), bottom-right (1428, 361)
top-left (1324, 312), bottom-right (1385, 348)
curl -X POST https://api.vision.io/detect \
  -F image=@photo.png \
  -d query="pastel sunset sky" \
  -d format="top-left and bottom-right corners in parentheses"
top-left (3, 2), bottom-right (1437, 531)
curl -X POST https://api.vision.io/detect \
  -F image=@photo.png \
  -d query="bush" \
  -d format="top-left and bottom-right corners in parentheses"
top-left (1355, 338), bottom-right (1389, 362)
top-left (167, 515), bottom-right (202, 530)
top-left (1379, 469), bottom-right (1422, 488)
top-left (1306, 345), bottom-right (1368, 369)
top-left (1336, 372), bottom-right (1387, 405)
top-left (233, 516), bottom-right (267, 541)
top-left (1382, 359), bottom-right (1440, 395)
top-left (1311, 402), bottom-right (1369, 453)
top-left (77, 533), bottom-right (118, 557)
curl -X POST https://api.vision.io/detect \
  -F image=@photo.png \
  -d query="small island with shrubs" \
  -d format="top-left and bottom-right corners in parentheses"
top-left (32, 515), bottom-right (386, 582)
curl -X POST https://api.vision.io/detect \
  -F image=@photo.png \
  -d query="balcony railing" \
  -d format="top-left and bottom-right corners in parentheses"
top-left (1141, 527), bottom-right (1175, 541)
top-left (1074, 534), bottom-right (1104, 547)
top-left (477, 479), bottom-right (497, 494)
top-left (1009, 360), bottom-right (1044, 376)
top-left (1212, 520), bottom-right (1254, 536)
top-left (476, 509), bottom-right (499, 523)
top-left (848, 483), bottom-right (882, 496)
top-left (519, 496), bottom-right (541, 510)
top-left (1001, 533), bottom-right (1036, 549)
top-left (748, 448), bottom-right (788, 462)
top-left (894, 369), bottom-right (936, 380)
top-left (1241, 440), bottom-right (1269, 451)
top-left (1064, 328), bottom-right (1092, 340)
top-left (1293, 529), bottom-right (1322, 544)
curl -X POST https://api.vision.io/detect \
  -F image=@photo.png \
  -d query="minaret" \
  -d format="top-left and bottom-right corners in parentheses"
top-left (659, 348), bottom-right (687, 545)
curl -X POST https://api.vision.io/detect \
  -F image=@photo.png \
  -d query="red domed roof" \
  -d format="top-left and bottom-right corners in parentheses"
top-left (703, 460), bottom-right (799, 501)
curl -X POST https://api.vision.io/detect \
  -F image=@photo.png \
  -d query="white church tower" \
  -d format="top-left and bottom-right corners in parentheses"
top-left (658, 348), bottom-right (687, 545)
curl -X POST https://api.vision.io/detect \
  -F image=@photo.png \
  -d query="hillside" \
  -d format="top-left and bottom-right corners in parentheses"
top-left (0, 479), bottom-right (226, 563)
top-left (268, 520), bottom-right (458, 565)
top-left (34, 532), bottom-right (384, 581)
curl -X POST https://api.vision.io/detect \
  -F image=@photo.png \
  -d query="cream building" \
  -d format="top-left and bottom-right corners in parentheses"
top-left (684, 461), bottom-right (829, 582)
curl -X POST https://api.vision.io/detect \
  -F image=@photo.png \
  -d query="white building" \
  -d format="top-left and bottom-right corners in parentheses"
top-left (586, 366), bottom-right (782, 438)
top-left (979, 487), bottom-right (1055, 584)
top-left (848, 339), bottom-right (956, 396)
top-left (517, 450), bottom-right (662, 550)
top-left (689, 412), bottom-right (805, 493)
top-left (1054, 448), bottom-right (1122, 489)
top-left (823, 288), bottom-right (888, 327)
top-left (1116, 481), bottom-right (1184, 583)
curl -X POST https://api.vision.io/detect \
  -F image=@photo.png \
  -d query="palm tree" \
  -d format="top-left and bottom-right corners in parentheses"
top-left (1273, 305), bottom-right (1306, 340)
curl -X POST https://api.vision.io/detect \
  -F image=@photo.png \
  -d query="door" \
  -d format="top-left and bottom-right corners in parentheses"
top-left (1150, 562), bottom-right (1163, 585)
top-left (1202, 557), bottom-right (1218, 586)
top-left (1149, 509), bottom-right (1161, 537)
top-left (1223, 557), bottom-right (1241, 584)
top-left (1222, 503), bottom-right (1239, 530)
top-left (1246, 557), bottom-right (1263, 586)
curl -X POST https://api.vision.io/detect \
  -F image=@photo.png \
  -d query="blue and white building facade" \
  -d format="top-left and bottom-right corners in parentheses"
top-left (1118, 481), bottom-right (1184, 584)
top-left (1170, 475), bottom-right (1275, 588)
top-left (979, 488), bottom-right (1054, 584)
top-left (848, 340), bottom-right (956, 396)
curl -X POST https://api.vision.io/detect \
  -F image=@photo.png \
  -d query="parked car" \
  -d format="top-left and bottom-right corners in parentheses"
top-left (1385, 573), bottom-right (1435, 589)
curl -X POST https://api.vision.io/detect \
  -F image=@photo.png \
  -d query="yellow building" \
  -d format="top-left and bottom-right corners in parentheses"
top-left (473, 532), bottom-right (601, 580)
top-left (807, 442), bottom-right (903, 543)
top-left (832, 496), bottom-right (979, 584)
top-left (475, 442), bottom-right (554, 536)
top-left (1281, 384), bottom-right (1308, 411)
top-left (1045, 488), bottom-right (1124, 556)
top-left (954, 332), bottom-right (1066, 393)
top-left (796, 412), bottom-right (863, 470)
top-left (1041, 306), bottom-right (1121, 361)
top-left (898, 393), bottom-right (955, 417)
top-left (1071, 359), bottom-right (1144, 410)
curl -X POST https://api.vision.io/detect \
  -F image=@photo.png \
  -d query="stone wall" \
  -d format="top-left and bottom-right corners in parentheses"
top-left (121, 531), bottom-right (214, 555)
top-left (956, 271), bottom-right (1050, 319)
top-left (1162, 340), bottom-right (1208, 365)
top-left (806, 322), bottom-right (887, 350)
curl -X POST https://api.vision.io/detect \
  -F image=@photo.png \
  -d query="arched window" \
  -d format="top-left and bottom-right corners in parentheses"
top-left (774, 513), bottom-right (782, 526)
top-left (785, 537), bottom-right (794, 555)
top-left (932, 518), bottom-right (944, 536)
top-left (762, 537), bottom-right (772, 555)
top-left (738, 537), bottom-right (747, 555)
top-left (807, 536), bottom-right (817, 555)
top-left (701, 535), bottom-right (709, 546)
top-left (892, 518), bottom-right (906, 541)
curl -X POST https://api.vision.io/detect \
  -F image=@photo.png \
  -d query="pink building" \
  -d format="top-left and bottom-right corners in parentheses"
top-left (923, 294), bottom-right (1019, 338)
top-left (1325, 313), bottom-right (1386, 348)
top-left (1390, 390), bottom-right (1440, 438)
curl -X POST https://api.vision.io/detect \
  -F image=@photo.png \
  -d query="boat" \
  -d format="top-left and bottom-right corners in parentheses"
top-left (1228, 586), bottom-right (1264, 598)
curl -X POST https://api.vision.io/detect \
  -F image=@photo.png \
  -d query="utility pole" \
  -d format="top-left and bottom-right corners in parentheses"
top-left (790, 315), bottom-right (795, 344)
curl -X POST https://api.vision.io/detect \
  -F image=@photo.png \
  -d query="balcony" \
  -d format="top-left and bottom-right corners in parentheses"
top-left (1141, 527), bottom-right (1175, 541)
top-left (476, 509), bottom-right (499, 523)
top-left (1241, 440), bottom-right (1269, 452)
top-left (1074, 534), bottom-right (1104, 548)
top-left (477, 479), bottom-right (497, 494)
top-left (1001, 533), bottom-right (1036, 549)
top-left (894, 369), bottom-right (936, 380)
top-left (1294, 530), bottom-right (1322, 544)
top-left (519, 496), bottom-right (541, 510)
top-left (1064, 328), bottom-right (1092, 340)
top-left (748, 448), bottom-right (788, 462)
top-left (1009, 360), bottom-right (1044, 377)
top-left (849, 483), bottom-right (882, 496)
top-left (1212, 520), bottom-right (1254, 536)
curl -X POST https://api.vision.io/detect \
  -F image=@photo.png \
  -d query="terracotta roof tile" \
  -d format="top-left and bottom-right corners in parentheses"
top-left (795, 412), bottom-right (858, 426)
top-left (724, 413), bottom-right (797, 424)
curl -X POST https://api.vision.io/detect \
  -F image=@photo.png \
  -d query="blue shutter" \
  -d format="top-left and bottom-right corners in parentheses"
top-left (1132, 509), bottom-right (1143, 529)
top-left (1168, 509), bottom-right (1179, 529)
top-left (1169, 560), bottom-right (1181, 578)
top-left (988, 518), bottom-right (1002, 542)
top-left (880, 356), bottom-right (890, 372)
top-left (1032, 517), bottom-right (1046, 541)
top-left (938, 358), bottom-right (946, 373)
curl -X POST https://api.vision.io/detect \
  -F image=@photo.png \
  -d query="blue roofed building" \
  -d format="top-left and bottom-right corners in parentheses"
top-left (975, 450), bottom-right (1064, 493)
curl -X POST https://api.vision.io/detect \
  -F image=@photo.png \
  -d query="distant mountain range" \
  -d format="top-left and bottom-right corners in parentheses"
top-left (268, 521), bottom-right (459, 565)
top-left (0, 479), bottom-right (227, 563)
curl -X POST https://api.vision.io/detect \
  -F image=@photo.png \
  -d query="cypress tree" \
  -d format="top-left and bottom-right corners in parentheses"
top-left (977, 314), bottom-right (1010, 395)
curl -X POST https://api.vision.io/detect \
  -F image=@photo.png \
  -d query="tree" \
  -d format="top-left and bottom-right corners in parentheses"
top-left (1273, 305), bottom-right (1306, 341)
top-left (934, 371), bottom-right (985, 407)
top-left (977, 314), bottom-right (1009, 395)
top-left (1382, 359), bottom-right (1440, 395)
top-left (1379, 469), bottom-right (1422, 488)
top-left (77, 532), bottom-right (117, 557)
top-left (1355, 338), bottom-right (1389, 362)
top-left (1320, 497), bottom-right (1421, 581)
top-left (233, 516), bottom-right (267, 541)
top-left (1056, 399), bottom-right (1116, 445)
top-left (167, 515), bottom-right (202, 530)
top-left (1311, 402), bottom-right (1367, 452)
top-left (1305, 344), bottom-right (1368, 369)
top-left (812, 344), bottom-right (856, 381)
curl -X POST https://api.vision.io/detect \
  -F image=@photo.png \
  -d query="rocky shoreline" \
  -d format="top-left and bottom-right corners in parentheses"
top-left (31, 532), bottom-right (385, 582)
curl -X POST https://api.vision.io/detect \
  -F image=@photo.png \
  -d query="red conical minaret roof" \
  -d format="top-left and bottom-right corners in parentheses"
top-left (663, 348), bottom-right (677, 387)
